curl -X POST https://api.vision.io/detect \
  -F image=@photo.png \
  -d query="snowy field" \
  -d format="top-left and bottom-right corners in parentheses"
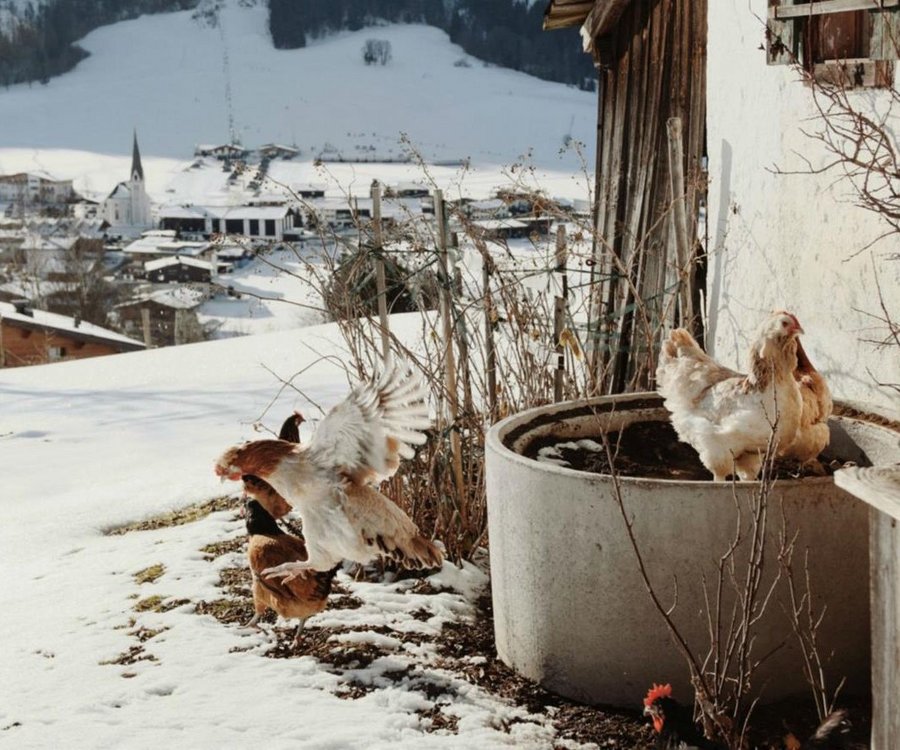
top-left (0, 316), bottom-right (617, 748)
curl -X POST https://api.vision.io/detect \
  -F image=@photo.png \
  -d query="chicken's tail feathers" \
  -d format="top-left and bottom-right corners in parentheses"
top-left (662, 328), bottom-right (704, 360)
top-left (812, 709), bottom-right (849, 742)
top-left (384, 534), bottom-right (444, 571)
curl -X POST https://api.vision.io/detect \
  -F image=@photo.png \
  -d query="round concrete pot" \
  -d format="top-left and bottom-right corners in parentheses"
top-left (485, 392), bottom-right (900, 707)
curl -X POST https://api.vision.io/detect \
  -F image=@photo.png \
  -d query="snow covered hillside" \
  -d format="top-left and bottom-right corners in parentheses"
top-left (0, 2), bottom-right (595, 168)
top-left (0, 318), bottom-right (638, 748)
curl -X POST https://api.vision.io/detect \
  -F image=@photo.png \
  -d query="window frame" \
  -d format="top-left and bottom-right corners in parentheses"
top-left (767, 0), bottom-right (899, 88)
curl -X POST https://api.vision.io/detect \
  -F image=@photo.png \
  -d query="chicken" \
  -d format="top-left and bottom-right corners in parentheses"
top-left (215, 362), bottom-right (442, 580)
top-left (656, 311), bottom-right (804, 482)
top-left (245, 499), bottom-right (338, 647)
top-left (783, 709), bottom-right (853, 749)
top-left (643, 683), bottom-right (724, 749)
top-left (241, 411), bottom-right (305, 520)
top-left (780, 338), bottom-right (832, 468)
top-left (277, 410), bottom-right (305, 444)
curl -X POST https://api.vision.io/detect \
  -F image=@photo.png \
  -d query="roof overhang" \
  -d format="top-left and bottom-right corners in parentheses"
top-left (543, 0), bottom-right (594, 30)
top-left (543, 0), bottom-right (633, 39)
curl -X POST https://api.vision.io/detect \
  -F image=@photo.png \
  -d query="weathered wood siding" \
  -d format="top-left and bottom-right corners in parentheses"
top-left (588, 0), bottom-right (706, 392)
top-left (0, 321), bottom-right (124, 367)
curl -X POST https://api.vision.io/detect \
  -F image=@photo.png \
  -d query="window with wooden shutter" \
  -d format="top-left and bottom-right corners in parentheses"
top-left (767, 0), bottom-right (900, 87)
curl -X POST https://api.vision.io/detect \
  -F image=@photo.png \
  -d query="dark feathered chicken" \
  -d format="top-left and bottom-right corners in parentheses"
top-left (643, 684), bottom-right (725, 750)
top-left (241, 411), bottom-right (305, 520)
top-left (245, 499), bottom-right (338, 647)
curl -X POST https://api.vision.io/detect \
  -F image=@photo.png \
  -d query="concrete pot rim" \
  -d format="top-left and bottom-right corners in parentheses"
top-left (486, 390), bottom-right (900, 489)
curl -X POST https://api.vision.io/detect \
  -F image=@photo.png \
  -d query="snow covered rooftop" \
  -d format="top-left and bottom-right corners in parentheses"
top-left (472, 218), bottom-right (528, 230)
top-left (144, 255), bottom-right (214, 273)
top-left (117, 285), bottom-right (207, 310)
top-left (123, 234), bottom-right (208, 257)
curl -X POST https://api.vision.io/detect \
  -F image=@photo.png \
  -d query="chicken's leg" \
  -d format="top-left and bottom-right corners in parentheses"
top-left (291, 617), bottom-right (308, 649)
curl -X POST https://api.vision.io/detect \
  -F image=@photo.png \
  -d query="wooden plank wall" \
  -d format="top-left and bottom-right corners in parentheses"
top-left (588, 0), bottom-right (707, 393)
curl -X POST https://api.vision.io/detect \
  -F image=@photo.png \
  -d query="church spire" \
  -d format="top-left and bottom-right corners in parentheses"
top-left (131, 130), bottom-right (144, 182)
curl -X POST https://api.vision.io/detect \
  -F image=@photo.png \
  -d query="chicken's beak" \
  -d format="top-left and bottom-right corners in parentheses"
top-left (214, 463), bottom-right (242, 482)
top-left (643, 705), bottom-right (664, 734)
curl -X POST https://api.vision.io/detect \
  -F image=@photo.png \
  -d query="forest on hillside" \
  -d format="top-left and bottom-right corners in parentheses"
top-left (0, 0), bottom-right (594, 90)
top-left (269, 0), bottom-right (596, 89)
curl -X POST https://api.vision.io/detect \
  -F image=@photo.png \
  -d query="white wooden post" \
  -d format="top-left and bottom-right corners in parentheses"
top-left (835, 465), bottom-right (900, 750)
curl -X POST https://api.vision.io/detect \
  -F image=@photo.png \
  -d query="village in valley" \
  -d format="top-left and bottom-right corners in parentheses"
top-left (0, 131), bottom-right (586, 364)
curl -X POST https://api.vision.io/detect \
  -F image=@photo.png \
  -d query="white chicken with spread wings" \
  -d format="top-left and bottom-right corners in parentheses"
top-left (215, 362), bottom-right (442, 581)
top-left (656, 311), bottom-right (805, 482)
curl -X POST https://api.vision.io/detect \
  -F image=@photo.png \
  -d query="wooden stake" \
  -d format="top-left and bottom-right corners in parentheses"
top-left (666, 116), bottom-right (694, 330)
top-left (434, 189), bottom-right (466, 521)
top-left (481, 242), bottom-right (497, 420)
top-left (553, 224), bottom-right (568, 402)
top-left (370, 182), bottom-right (390, 360)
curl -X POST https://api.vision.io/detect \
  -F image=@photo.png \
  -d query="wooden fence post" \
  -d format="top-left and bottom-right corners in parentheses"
top-left (370, 181), bottom-right (390, 360)
top-left (482, 245), bottom-right (498, 420)
top-left (434, 189), bottom-right (466, 522)
top-left (553, 224), bottom-right (568, 402)
top-left (666, 116), bottom-right (694, 331)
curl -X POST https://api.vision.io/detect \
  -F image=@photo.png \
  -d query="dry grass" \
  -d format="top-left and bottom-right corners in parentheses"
top-left (200, 537), bottom-right (246, 559)
top-left (133, 564), bottom-right (165, 584)
top-left (104, 496), bottom-right (239, 536)
top-left (133, 595), bottom-right (190, 613)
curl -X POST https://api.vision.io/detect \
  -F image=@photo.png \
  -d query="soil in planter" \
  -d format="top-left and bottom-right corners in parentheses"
top-left (525, 421), bottom-right (856, 481)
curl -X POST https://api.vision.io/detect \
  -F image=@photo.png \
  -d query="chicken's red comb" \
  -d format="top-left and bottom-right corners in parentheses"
top-left (773, 309), bottom-right (801, 328)
top-left (643, 683), bottom-right (673, 707)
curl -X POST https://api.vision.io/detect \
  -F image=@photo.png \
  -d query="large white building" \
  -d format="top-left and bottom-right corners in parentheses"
top-left (0, 171), bottom-right (74, 211)
top-left (103, 132), bottom-right (152, 235)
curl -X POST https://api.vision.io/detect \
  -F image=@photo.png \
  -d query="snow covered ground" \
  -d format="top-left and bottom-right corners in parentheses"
top-left (0, 317), bottom-right (610, 748)
top-left (197, 243), bottom-right (329, 338)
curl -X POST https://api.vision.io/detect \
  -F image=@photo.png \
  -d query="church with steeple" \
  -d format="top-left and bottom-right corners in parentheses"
top-left (102, 131), bottom-right (152, 236)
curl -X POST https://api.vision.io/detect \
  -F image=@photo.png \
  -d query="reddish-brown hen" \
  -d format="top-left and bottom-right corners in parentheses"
top-left (217, 363), bottom-right (442, 581)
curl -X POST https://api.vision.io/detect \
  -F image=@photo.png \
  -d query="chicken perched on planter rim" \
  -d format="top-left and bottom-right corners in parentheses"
top-left (781, 337), bottom-right (833, 471)
top-left (216, 362), bottom-right (442, 579)
top-left (656, 311), bottom-right (805, 482)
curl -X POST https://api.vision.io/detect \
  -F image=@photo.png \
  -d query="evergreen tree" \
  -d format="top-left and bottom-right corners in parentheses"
top-left (269, 0), bottom-right (306, 48)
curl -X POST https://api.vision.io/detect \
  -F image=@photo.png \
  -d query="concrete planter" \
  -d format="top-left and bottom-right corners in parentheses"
top-left (485, 392), bottom-right (900, 707)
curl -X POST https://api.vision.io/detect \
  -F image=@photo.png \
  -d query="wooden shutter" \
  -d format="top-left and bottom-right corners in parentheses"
top-left (870, 6), bottom-right (900, 59)
top-left (768, 1), bottom-right (799, 64)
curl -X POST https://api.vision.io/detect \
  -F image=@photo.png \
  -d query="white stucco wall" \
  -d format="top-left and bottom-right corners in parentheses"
top-left (706, 1), bottom-right (900, 415)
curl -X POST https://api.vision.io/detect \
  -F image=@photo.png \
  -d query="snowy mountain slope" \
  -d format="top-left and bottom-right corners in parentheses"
top-left (0, 2), bottom-right (595, 168)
